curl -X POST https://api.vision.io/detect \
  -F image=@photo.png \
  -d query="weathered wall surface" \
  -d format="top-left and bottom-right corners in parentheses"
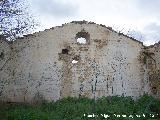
top-left (146, 43), bottom-right (160, 98)
top-left (0, 36), bottom-right (12, 101)
top-left (0, 21), bottom-right (158, 102)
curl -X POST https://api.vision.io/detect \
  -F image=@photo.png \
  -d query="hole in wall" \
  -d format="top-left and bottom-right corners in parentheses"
top-left (72, 60), bottom-right (78, 64)
top-left (71, 55), bottom-right (80, 64)
top-left (77, 37), bottom-right (87, 44)
top-left (62, 49), bottom-right (69, 54)
top-left (76, 30), bottom-right (90, 44)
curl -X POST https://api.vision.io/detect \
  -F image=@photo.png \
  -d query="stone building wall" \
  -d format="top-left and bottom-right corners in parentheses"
top-left (0, 21), bottom-right (159, 102)
top-left (146, 43), bottom-right (160, 98)
top-left (0, 36), bottom-right (12, 101)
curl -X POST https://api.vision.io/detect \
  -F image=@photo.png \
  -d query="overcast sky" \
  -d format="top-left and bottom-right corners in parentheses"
top-left (28, 0), bottom-right (160, 46)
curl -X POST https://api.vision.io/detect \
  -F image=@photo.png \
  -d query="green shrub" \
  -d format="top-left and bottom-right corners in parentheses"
top-left (0, 95), bottom-right (159, 120)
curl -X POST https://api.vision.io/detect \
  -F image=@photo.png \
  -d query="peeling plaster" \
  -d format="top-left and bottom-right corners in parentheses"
top-left (0, 21), bottom-right (160, 102)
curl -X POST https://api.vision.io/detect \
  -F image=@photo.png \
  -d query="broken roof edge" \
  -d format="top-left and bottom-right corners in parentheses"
top-left (145, 41), bottom-right (160, 48)
top-left (10, 20), bottom-right (146, 46)
top-left (70, 20), bottom-right (144, 45)
top-left (0, 35), bottom-right (13, 44)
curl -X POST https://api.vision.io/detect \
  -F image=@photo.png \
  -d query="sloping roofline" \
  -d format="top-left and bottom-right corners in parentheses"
top-left (1, 20), bottom-right (156, 46)
top-left (70, 20), bottom-right (144, 45)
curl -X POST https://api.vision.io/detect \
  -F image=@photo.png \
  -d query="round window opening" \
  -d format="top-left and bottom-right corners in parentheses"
top-left (76, 31), bottom-right (90, 44)
top-left (77, 37), bottom-right (87, 44)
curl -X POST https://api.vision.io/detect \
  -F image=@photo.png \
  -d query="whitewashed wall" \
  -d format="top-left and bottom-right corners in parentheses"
top-left (0, 22), bottom-right (159, 102)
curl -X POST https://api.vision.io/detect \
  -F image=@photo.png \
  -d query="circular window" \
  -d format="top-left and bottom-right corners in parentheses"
top-left (77, 37), bottom-right (87, 44)
top-left (76, 30), bottom-right (90, 44)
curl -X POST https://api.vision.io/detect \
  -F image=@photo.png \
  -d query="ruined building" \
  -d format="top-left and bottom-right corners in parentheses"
top-left (0, 21), bottom-right (160, 102)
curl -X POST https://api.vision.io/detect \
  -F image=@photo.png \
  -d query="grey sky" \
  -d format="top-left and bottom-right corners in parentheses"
top-left (28, 0), bottom-right (160, 45)
top-left (32, 0), bottom-right (78, 17)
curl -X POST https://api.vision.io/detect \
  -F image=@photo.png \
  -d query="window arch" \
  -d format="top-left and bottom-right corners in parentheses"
top-left (76, 30), bottom-right (90, 44)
